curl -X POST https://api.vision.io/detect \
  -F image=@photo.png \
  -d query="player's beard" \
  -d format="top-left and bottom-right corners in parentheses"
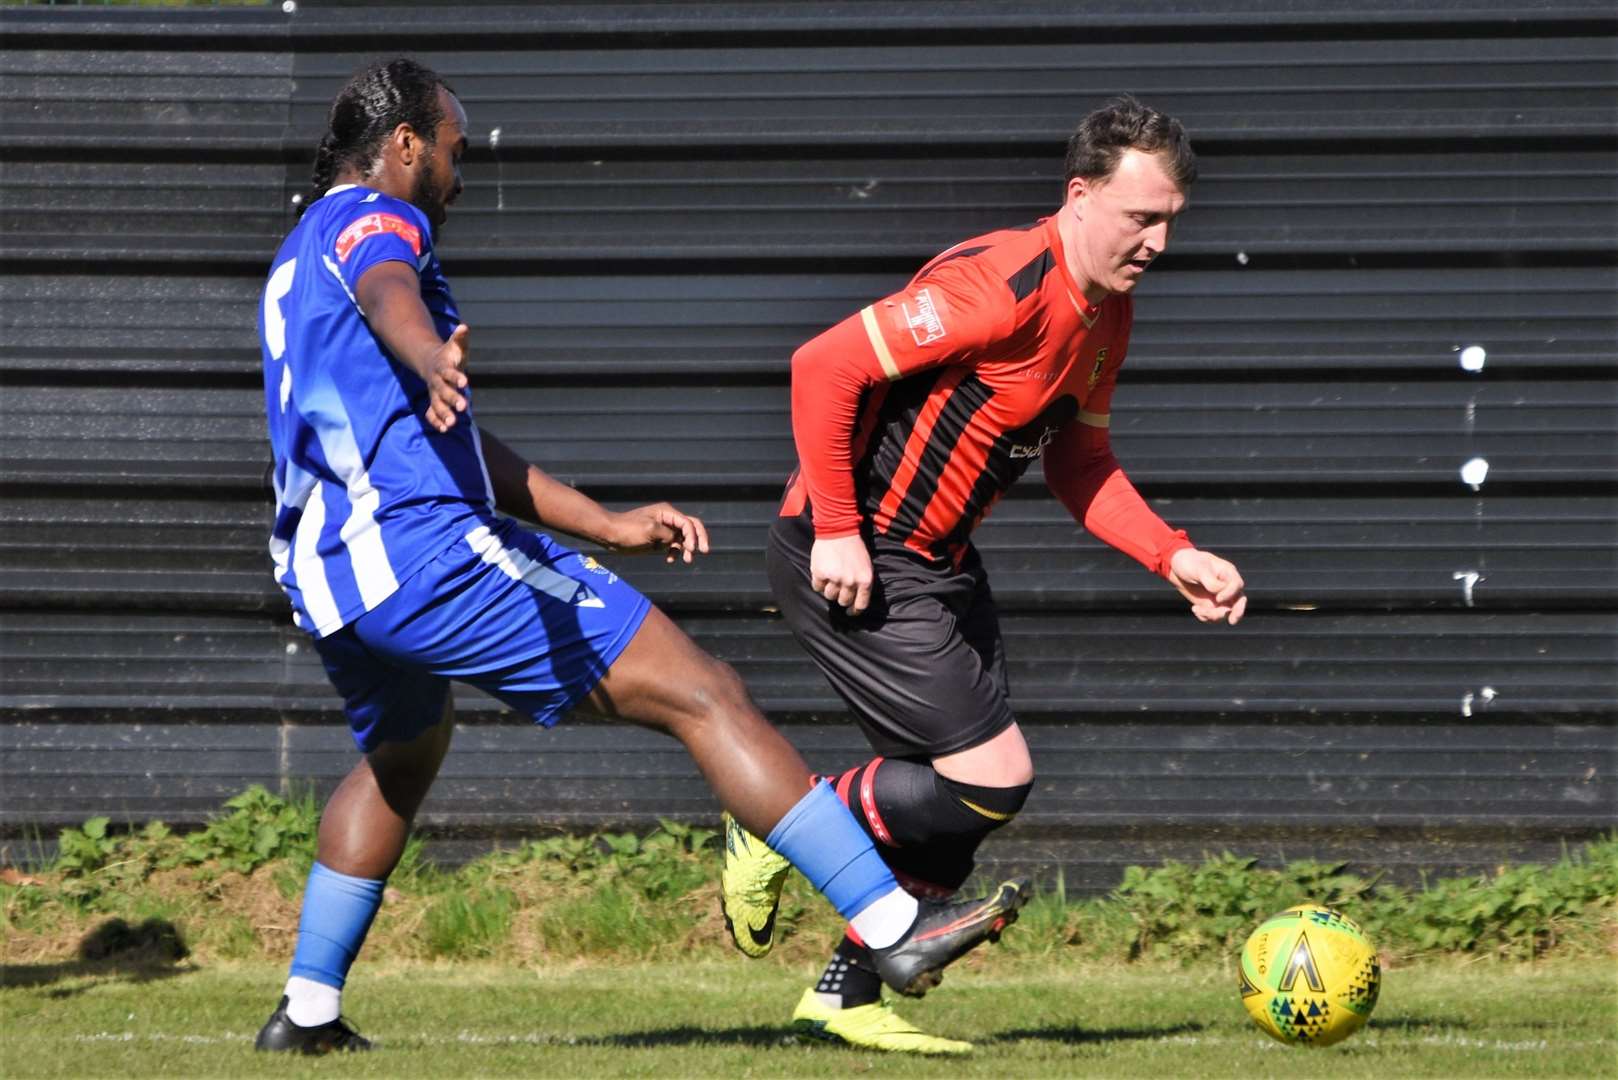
top-left (410, 158), bottom-right (450, 236)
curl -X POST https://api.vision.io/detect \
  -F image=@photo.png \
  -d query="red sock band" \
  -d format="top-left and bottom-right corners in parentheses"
top-left (859, 757), bottom-right (897, 847)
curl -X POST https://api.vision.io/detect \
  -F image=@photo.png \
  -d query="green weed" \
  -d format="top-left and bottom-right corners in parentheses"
top-left (176, 786), bottom-right (319, 876)
top-left (424, 886), bottom-right (516, 959)
top-left (1371, 836), bottom-right (1618, 958)
top-left (8, 789), bottom-right (1615, 971)
top-left (1100, 835), bottom-right (1617, 962)
top-left (207, 915), bottom-right (263, 962)
top-left (1109, 851), bottom-right (1379, 961)
top-left (48, 785), bottom-right (320, 902)
top-left (52, 820), bottom-right (175, 907)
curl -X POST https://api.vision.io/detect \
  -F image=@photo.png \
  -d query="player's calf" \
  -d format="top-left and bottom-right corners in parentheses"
top-left (584, 607), bottom-right (815, 835)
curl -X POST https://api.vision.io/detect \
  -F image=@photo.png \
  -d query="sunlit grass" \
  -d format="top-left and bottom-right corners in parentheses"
top-left (1, 959), bottom-right (1612, 1078)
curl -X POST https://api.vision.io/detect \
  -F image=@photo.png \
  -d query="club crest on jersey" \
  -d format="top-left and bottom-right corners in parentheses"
top-left (901, 287), bottom-right (948, 346)
top-left (335, 213), bottom-right (423, 263)
top-left (1087, 347), bottom-right (1109, 391)
top-left (578, 555), bottom-right (619, 584)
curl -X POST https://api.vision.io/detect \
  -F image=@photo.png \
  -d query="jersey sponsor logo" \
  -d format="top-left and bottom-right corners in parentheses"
top-left (901, 287), bottom-right (947, 346)
top-left (1009, 423), bottom-right (1061, 459)
top-left (334, 213), bottom-right (423, 263)
top-left (1087, 347), bottom-right (1109, 391)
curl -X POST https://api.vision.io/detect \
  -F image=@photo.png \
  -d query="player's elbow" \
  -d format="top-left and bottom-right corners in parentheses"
top-left (789, 340), bottom-right (820, 386)
top-left (789, 340), bottom-right (840, 411)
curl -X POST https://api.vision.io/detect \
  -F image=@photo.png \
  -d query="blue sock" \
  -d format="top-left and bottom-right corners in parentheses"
top-left (766, 781), bottom-right (898, 922)
top-left (288, 861), bottom-right (386, 989)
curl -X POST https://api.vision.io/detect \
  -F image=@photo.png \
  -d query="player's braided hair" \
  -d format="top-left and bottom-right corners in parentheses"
top-left (1063, 94), bottom-right (1197, 190)
top-left (300, 58), bottom-right (454, 216)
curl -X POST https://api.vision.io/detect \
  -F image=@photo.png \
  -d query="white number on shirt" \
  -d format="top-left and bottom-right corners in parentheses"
top-left (263, 258), bottom-right (298, 361)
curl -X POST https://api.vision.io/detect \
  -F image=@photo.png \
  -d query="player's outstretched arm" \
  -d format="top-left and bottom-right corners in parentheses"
top-left (354, 261), bottom-right (469, 433)
top-left (478, 430), bottom-right (710, 565)
top-left (1166, 547), bottom-right (1247, 625)
top-left (1044, 421), bottom-right (1245, 624)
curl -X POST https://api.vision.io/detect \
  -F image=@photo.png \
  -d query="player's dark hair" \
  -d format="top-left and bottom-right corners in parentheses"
top-left (1063, 94), bottom-right (1197, 190)
top-left (301, 58), bottom-right (454, 216)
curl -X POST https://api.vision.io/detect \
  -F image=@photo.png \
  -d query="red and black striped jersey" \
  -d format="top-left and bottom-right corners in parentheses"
top-left (782, 215), bottom-right (1136, 566)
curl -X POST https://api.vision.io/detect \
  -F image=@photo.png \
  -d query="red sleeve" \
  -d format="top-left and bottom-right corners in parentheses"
top-left (789, 315), bottom-right (879, 538)
top-left (1043, 420), bottom-right (1192, 580)
top-left (791, 260), bottom-right (1015, 538)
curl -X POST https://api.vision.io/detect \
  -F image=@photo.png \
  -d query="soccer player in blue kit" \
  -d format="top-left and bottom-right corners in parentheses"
top-left (252, 59), bottom-right (1028, 1054)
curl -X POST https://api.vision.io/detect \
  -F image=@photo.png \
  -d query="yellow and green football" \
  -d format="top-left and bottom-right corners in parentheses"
top-left (1238, 904), bottom-right (1381, 1047)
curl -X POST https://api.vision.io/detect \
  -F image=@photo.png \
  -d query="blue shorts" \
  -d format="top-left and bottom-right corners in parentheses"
top-left (312, 516), bottom-right (652, 753)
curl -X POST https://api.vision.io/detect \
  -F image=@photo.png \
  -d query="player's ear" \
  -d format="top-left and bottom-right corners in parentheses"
top-left (392, 122), bottom-right (420, 166)
top-left (1065, 175), bottom-right (1088, 211)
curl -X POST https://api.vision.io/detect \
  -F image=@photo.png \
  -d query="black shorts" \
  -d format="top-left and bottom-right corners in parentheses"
top-left (767, 511), bottom-right (1015, 758)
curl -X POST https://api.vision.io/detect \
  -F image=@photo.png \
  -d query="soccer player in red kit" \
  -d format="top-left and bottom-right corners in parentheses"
top-left (718, 96), bottom-right (1247, 1054)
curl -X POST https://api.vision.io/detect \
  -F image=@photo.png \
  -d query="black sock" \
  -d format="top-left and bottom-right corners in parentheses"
top-left (813, 935), bottom-right (883, 1008)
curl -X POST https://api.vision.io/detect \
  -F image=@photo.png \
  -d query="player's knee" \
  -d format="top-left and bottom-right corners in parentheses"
top-left (834, 759), bottom-right (1031, 897)
top-left (690, 653), bottom-right (748, 711)
top-left (839, 757), bottom-right (1032, 851)
top-left (901, 774), bottom-right (1031, 894)
top-left (668, 652), bottom-right (760, 736)
top-left (937, 772), bottom-right (1032, 837)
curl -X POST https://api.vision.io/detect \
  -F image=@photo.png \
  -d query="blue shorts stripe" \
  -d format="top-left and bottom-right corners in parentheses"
top-left (313, 517), bottom-right (651, 751)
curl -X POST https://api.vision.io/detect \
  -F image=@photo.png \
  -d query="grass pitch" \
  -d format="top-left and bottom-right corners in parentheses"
top-left (3, 958), bottom-right (1613, 1078)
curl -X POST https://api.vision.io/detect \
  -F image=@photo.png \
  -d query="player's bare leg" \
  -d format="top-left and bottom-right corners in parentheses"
top-left (316, 698), bottom-right (457, 879)
top-left (589, 607), bottom-right (1029, 996)
top-left (257, 699), bottom-right (455, 1053)
top-left (581, 605), bottom-right (812, 837)
top-left (931, 722), bottom-right (1034, 788)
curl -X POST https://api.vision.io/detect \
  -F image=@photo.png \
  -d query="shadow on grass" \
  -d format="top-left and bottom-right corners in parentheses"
top-left (387, 1026), bottom-right (796, 1050)
top-left (413, 1021), bottom-right (1220, 1051)
top-left (989, 1021), bottom-right (1208, 1044)
top-left (1367, 1017), bottom-right (1474, 1032)
top-left (584, 1025), bottom-right (792, 1049)
top-left (1, 917), bottom-right (192, 998)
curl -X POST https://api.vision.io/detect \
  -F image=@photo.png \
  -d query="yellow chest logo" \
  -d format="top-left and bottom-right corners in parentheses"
top-left (1087, 347), bottom-right (1109, 391)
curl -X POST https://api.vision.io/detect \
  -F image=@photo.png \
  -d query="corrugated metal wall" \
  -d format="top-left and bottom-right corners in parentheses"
top-left (3, 1), bottom-right (1615, 888)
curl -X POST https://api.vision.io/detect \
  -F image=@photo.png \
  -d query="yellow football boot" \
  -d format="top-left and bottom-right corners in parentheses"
top-left (791, 988), bottom-right (973, 1055)
top-left (718, 811), bottom-right (791, 958)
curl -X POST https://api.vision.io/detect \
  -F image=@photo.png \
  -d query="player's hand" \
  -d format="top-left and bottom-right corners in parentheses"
top-left (810, 534), bottom-right (875, 615)
top-left (603, 503), bottom-right (711, 564)
top-left (424, 323), bottom-right (471, 433)
top-left (1167, 547), bottom-right (1248, 625)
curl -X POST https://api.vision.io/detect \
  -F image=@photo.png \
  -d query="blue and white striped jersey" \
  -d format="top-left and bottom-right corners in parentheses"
top-left (258, 185), bottom-right (494, 637)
